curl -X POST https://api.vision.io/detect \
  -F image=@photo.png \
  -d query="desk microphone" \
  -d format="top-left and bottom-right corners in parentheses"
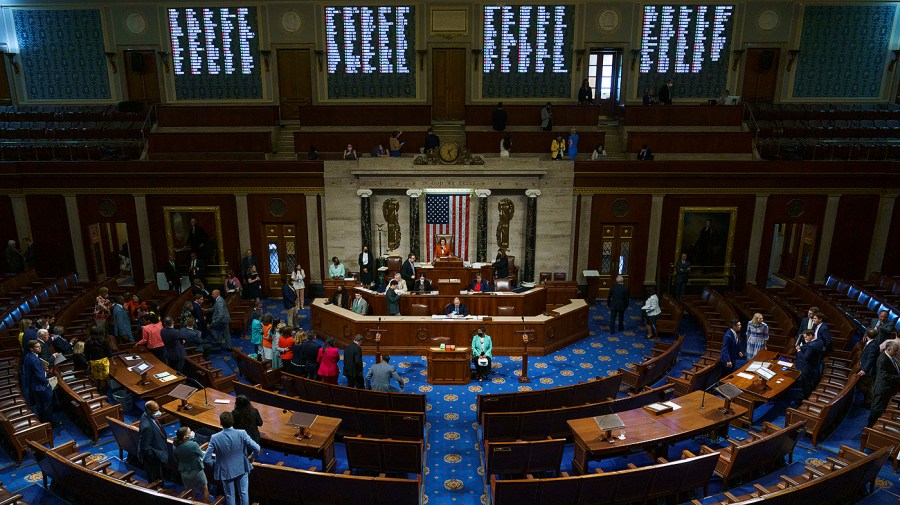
top-left (183, 376), bottom-right (209, 407)
top-left (700, 380), bottom-right (722, 410)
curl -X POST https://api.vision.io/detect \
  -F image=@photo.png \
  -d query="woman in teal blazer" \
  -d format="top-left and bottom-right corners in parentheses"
top-left (174, 426), bottom-right (209, 502)
top-left (471, 327), bottom-right (493, 382)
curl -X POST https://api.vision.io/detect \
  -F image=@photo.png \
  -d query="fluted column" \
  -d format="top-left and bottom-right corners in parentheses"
top-left (523, 189), bottom-right (541, 287)
top-left (407, 189), bottom-right (422, 259)
top-left (475, 189), bottom-right (491, 262)
top-left (357, 189), bottom-right (372, 249)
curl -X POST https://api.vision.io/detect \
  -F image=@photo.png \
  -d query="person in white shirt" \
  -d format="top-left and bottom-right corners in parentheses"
top-left (290, 264), bottom-right (306, 310)
top-left (591, 144), bottom-right (607, 161)
top-left (640, 287), bottom-right (662, 339)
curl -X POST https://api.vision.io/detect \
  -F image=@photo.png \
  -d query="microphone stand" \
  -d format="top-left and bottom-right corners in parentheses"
top-left (183, 376), bottom-right (209, 407)
top-left (700, 380), bottom-right (721, 410)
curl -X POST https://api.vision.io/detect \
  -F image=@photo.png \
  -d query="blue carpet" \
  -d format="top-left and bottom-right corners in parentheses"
top-left (3, 298), bottom-right (900, 504)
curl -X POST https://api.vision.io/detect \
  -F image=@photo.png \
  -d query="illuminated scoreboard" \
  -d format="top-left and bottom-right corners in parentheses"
top-left (482, 5), bottom-right (575, 98)
top-left (168, 7), bottom-right (262, 99)
top-left (325, 6), bottom-right (416, 98)
top-left (638, 5), bottom-right (735, 98)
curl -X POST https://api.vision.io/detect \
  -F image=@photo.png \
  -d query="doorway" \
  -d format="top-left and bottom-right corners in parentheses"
top-left (586, 49), bottom-right (623, 117)
top-left (123, 50), bottom-right (161, 103)
top-left (432, 48), bottom-right (466, 120)
top-left (88, 222), bottom-right (133, 282)
top-left (276, 49), bottom-right (312, 121)
top-left (595, 224), bottom-right (634, 298)
top-left (262, 223), bottom-right (298, 297)
top-left (741, 49), bottom-right (779, 103)
top-left (770, 223), bottom-right (817, 284)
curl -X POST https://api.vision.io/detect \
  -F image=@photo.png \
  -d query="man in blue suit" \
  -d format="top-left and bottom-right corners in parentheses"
top-left (795, 306), bottom-right (818, 347)
top-left (795, 329), bottom-right (825, 399)
top-left (138, 400), bottom-right (169, 483)
top-left (719, 319), bottom-right (743, 377)
top-left (22, 339), bottom-right (59, 427)
top-left (812, 311), bottom-right (832, 353)
top-left (204, 411), bottom-right (260, 505)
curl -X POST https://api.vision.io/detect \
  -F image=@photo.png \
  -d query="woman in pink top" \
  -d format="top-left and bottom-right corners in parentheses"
top-left (317, 337), bottom-right (340, 384)
top-left (136, 313), bottom-right (165, 361)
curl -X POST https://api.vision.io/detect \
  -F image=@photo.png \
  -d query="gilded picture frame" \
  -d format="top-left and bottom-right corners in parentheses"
top-left (675, 206), bottom-right (738, 278)
top-left (163, 206), bottom-right (225, 267)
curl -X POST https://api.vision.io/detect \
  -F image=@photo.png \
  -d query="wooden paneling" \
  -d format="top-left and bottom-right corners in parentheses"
top-left (466, 131), bottom-right (605, 155)
top-left (123, 50), bottom-right (160, 103)
top-left (277, 49), bottom-right (312, 121)
top-left (148, 132), bottom-right (272, 155)
top-left (298, 105), bottom-right (432, 126)
top-left (293, 130), bottom-right (426, 154)
top-left (247, 194), bottom-right (310, 297)
top-left (433, 48), bottom-right (466, 120)
top-left (25, 194), bottom-right (75, 278)
top-left (882, 200), bottom-right (900, 277)
top-left (587, 195), bottom-right (652, 297)
top-left (0, 196), bottom-right (16, 249)
top-left (465, 105), bottom-right (598, 127)
top-left (828, 194), bottom-right (879, 280)
top-left (75, 194), bottom-right (143, 285)
top-left (622, 105), bottom-right (744, 126)
top-left (626, 132), bottom-right (753, 153)
top-left (756, 194), bottom-right (828, 286)
top-left (741, 48), bottom-right (780, 102)
top-left (157, 106), bottom-right (279, 127)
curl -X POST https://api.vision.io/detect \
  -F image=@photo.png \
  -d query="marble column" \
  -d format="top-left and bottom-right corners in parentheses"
top-left (10, 195), bottom-right (31, 242)
top-left (745, 194), bottom-right (770, 285)
top-left (406, 189), bottom-right (421, 259)
top-left (814, 194), bottom-right (841, 283)
top-left (867, 193), bottom-right (897, 275)
top-left (475, 189), bottom-right (491, 262)
top-left (64, 195), bottom-right (89, 281)
top-left (358, 189), bottom-right (372, 249)
top-left (305, 195), bottom-right (323, 282)
top-left (523, 189), bottom-right (541, 287)
top-left (234, 193), bottom-right (251, 254)
top-left (643, 194), bottom-right (665, 286)
top-left (133, 194), bottom-right (155, 285)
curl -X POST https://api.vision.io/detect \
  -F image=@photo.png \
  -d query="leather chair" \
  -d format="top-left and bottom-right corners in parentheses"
top-left (539, 272), bottom-right (552, 284)
top-left (553, 272), bottom-right (566, 281)
top-left (496, 306), bottom-right (515, 316)
top-left (409, 304), bottom-right (429, 316)
top-left (495, 279), bottom-right (511, 292)
top-left (385, 256), bottom-right (402, 281)
top-left (431, 336), bottom-right (450, 346)
top-left (506, 256), bottom-right (518, 287)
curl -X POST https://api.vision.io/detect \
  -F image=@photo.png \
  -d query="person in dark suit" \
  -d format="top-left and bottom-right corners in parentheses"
top-left (812, 311), bottom-right (832, 353)
top-left (606, 275), bottom-right (629, 333)
top-left (164, 255), bottom-right (180, 292)
top-left (412, 274), bottom-right (433, 293)
top-left (343, 334), bottom-right (364, 389)
top-left (445, 297), bottom-right (469, 317)
top-left (298, 331), bottom-right (322, 379)
top-left (188, 252), bottom-right (206, 285)
top-left (658, 78), bottom-right (673, 105)
top-left (358, 244), bottom-right (373, 287)
top-left (240, 249), bottom-right (257, 289)
top-left (870, 310), bottom-right (894, 344)
top-left (22, 237), bottom-right (36, 270)
top-left (857, 329), bottom-right (881, 408)
top-left (22, 339), bottom-right (59, 427)
top-left (231, 395), bottom-right (263, 445)
top-left (795, 329), bottom-right (824, 399)
top-left (868, 340), bottom-right (900, 427)
top-left (400, 254), bottom-right (417, 289)
top-left (492, 249), bottom-right (509, 279)
top-left (5, 240), bottom-right (23, 273)
top-left (719, 319), bottom-right (744, 377)
top-left (637, 144), bottom-right (653, 160)
top-left (191, 294), bottom-right (209, 339)
top-left (203, 411), bottom-right (260, 505)
top-left (329, 284), bottom-right (348, 309)
top-left (386, 280), bottom-right (401, 316)
top-left (139, 401), bottom-right (169, 483)
top-left (161, 316), bottom-right (186, 373)
top-left (470, 273), bottom-right (491, 293)
top-left (187, 218), bottom-right (209, 257)
top-left (180, 316), bottom-right (213, 358)
top-left (674, 253), bottom-right (691, 302)
top-left (492, 102), bottom-right (508, 132)
top-left (795, 306), bottom-right (818, 347)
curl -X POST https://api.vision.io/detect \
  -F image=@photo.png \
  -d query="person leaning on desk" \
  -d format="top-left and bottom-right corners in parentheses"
top-left (445, 296), bottom-right (469, 317)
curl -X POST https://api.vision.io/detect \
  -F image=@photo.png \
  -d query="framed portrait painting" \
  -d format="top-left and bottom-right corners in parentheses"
top-left (675, 207), bottom-right (737, 278)
top-left (163, 206), bottom-right (225, 266)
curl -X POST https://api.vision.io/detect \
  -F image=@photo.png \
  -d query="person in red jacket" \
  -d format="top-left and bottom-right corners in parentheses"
top-left (277, 326), bottom-right (296, 375)
top-left (317, 337), bottom-right (340, 384)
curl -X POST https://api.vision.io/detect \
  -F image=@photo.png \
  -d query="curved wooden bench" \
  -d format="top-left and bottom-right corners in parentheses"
top-left (55, 368), bottom-right (122, 442)
top-left (786, 374), bottom-right (858, 447)
top-left (618, 334), bottom-right (685, 392)
top-left (700, 421), bottom-right (805, 487)
top-left (345, 436), bottom-right (424, 476)
top-left (476, 373), bottom-right (623, 421)
top-left (281, 370), bottom-right (425, 413)
top-left (485, 438), bottom-right (566, 478)
top-left (231, 348), bottom-right (280, 389)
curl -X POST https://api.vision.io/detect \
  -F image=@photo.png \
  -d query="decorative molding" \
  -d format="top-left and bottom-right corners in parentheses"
top-left (16, 187), bottom-right (324, 196)
top-left (267, 198), bottom-right (288, 218)
top-left (525, 189), bottom-right (542, 198)
top-left (406, 189), bottom-right (423, 198)
top-left (357, 189), bottom-right (373, 198)
top-left (573, 187), bottom-right (891, 195)
top-left (474, 189), bottom-right (492, 198)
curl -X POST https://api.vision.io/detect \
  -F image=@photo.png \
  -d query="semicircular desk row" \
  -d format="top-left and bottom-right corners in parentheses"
top-left (310, 288), bottom-right (590, 356)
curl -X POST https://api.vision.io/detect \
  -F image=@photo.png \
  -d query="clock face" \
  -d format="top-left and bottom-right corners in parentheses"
top-left (438, 141), bottom-right (460, 164)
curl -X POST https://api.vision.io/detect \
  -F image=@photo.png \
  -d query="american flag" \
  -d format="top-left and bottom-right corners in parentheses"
top-left (425, 193), bottom-right (470, 261)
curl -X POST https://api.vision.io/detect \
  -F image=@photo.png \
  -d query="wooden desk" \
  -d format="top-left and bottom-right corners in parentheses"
top-left (311, 298), bottom-right (589, 356)
top-left (567, 390), bottom-right (747, 475)
top-left (355, 286), bottom-right (547, 317)
top-left (162, 388), bottom-right (341, 472)
top-left (418, 262), bottom-right (493, 295)
top-left (322, 278), bottom-right (358, 300)
top-left (426, 347), bottom-right (470, 385)
top-left (111, 351), bottom-right (186, 401)
top-left (723, 350), bottom-right (800, 425)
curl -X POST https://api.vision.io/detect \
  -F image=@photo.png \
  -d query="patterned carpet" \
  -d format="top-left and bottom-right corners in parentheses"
top-left (2, 299), bottom-right (900, 504)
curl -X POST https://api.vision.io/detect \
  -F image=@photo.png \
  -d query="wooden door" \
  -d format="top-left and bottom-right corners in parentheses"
top-left (277, 49), bottom-right (312, 120)
top-left (588, 49), bottom-right (623, 117)
top-left (794, 224), bottom-right (817, 284)
top-left (123, 50), bottom-right (161, 102)
top-left (0, 56), bottom-right (12, 105)
top-left (595, 224), bottom-right (634, 299)
top-left (262, 223), bottom-right (298, 297)
top-left (741, 48), bottom-right (779, 103)
top-left (432, 48), bottom-right (466, 120)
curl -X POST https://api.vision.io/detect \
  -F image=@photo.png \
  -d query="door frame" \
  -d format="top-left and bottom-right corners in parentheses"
top-left (118, 45), bottom-right (165, 103)
top-left (273, 43), bottom-right (317, 119)
top-left (431, 46), bottom-right (467, 120)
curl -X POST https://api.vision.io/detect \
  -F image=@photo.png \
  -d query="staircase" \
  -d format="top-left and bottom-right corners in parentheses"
top-left (273, 126), bottom-right (300, 160)
top-left (432, 121), bottom-right (466, 148)
top-left (597, 120), bottom-right (627, 160)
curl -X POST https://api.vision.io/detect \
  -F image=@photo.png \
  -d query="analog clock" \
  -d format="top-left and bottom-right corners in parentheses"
top-left (438, 141), bottom-right (460, 164)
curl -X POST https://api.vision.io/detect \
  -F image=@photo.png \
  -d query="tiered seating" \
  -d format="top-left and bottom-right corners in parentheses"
top-left (54, 364), bottom-right (123, 442)
top-left (785, 367), bottom-right (858, 447)
top-left (481, 384), bottom-right (675, 442)
top-left (666, 357), bottom-right (720, 396)
top-left (183, 349), bottom-right (235, 393)
top-left (0, 481), bottom-right (25, 504)
top-left (683, 287), bottom-right (738, 342)
top-left (148, 132), bottom-right (271, 160)
top-left (225, 295), bottom-right (255, 337)
top-left (767, 278), bottom-right (856, 352)
top-left (656, 293), bottom-right (684, 337)
top-left (726, 283), bottom-right (798, 353)
top-left (485, 438), bottom-right (566, 478)
top-left (0, 273), bottom-right (85, 340)
top-left (697, 445), bottom-right (891, 504)
top-left (0, 358), bottom-right (52, 464)
top-left (344, 436), bottom-right (424, 476)
top-left (862, 272), bottom-right (900, 307)
top-left (860, 395), bottom-right (900, 470)
top-left (699, 421), bottom-right (805, 487)
top-left (618, 334), bottom-right (684, 392)
top-left (813, 274), bottom-right (899, 332)
top-left (54, 278), bottom-right (121, 343)
top-left (230, 348), bottom-right (281, 389)
top-left (29, 440), bottom-right (222, 504)
top-left (233, 382), bottom-right (425, 441)
top-left (281, 371), bottom-right (425, 413)
top-left (491, 451), bottom-right (721, 505)
top-left (106, 416), bottom-right (179, 479)
top-left (476, 373), bottom-right (623, 420)
top-left (249, 461), bottom-right (421, 505)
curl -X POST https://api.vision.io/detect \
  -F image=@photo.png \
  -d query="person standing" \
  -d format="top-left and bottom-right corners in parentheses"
top-left (720, 319), bottom-right (744, 377)
top-left (351, 291), bottom-right (369, 315)
top-left (578, 79), bottom-right (594, 105)
top-left (812, 311), bottom-right (832, 354)
top-left (161, 316), bottom-right (186, 373)
top-left (343, 334), bottom-right (364, 389)
top-left (658, 78), bottom-right (673, 105)
top-left (111, 296), bottom-right (133, 343)
top-left (210, 290), bottom-right (233, 350)
top-left (640, 286), bottom-right (661, 340)
top-left (551, 134), bottom-right (565, 160)
top-left (136, 313), bottom-right (165, 362)
top-left (240, 249), bottom-right (258, 294)
top-left (231, 395), bottom-right (263, 445)
top-left (674, 253), bottom-right (691, 302)
top-left (500, 133), bottom-right (512, 157)
top-left (745, 313), bottom-right (770, 360)
top-left (567, 127), bottom-right (579, 160)
top-left (389, 131), bottom-right (404, 156)
top-left (276, 325), bottom-right (296, 374)
top-left (22, 339), bottom-right (59, 427)
top-left (492, 249), bottom-right (509, 279)
top-left (492, 102), bottom-right (508, 132)
top-left (299, 331), bottom-right (322, 379)
top-left (471, 327), bottom-right (493, 382)
top-left (540, 102), bottom-right (553, 131)
top-left (94, 287), bottom-right (112, 330)
top-left (858, 329), bottom-right (880, 408)
top-left (795, 306), bottom-right (818, 347)
top-left (22, 237), bottom-right (36, 270)
top-left (281, 277), bottom-right (297, 328)
top-left (357, 245), bottom-right (372, 288)
top-left (386, 280), bottom-right (401, 316)
top-left (400, 254), bottom-right (417, 289)
top-left (203, 411), bottom-right (260, 505)
top-left (138, 401), bottom-right (168, 484)
top-left (164, 255), bottom-right (180, 292)
top-left (637, 144), bottom-right (653, 160)
top-left (174, 426), bottom-right (210, 502)
top-left (424, 128), bottom-right (441, 153)
top-left (366, 355), bottom-right (404, 392)
top-left (795, 329), bottom-right (823, 399)
top-left (328, 257), bottom-right (346, 279)
top-left (868, 340), bottom-right (900, 427)
top-left (317, 337), bottom-right (340, 384)
top-left (243, 265), bottom-right (261, 301)
top-left (5, 240), bottom-right (24, 273)
top-left (606, 275), bottom-right (629, 334)
top-left (870, 310), bottom-right (893, 344)
top-left (188, 252), bottom-right (206, 286)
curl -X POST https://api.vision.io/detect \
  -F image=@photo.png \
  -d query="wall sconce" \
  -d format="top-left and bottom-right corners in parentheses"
top-left (157, 51), bottom-right (170, 73)
top-left (3, 52), bottom-right (19, 74)
top-left (314, 50), bottom-right (325, 72)
top-left (471, 48), bottom-right (482, 70)
top-left (575, 49), bottom-right (586, 72)
top-left (416, 49), bottom-right (427, 71)
top-left (731, 49), bottom-right (745, 71)
top-left (630, 49), bottom-right (641, 71)
top-left (889, 49), bottom-right (900, 71)
top-left (260, 50), bottom-right (271, 72)
top-left (105, 52), bottom-right (118, 73)
top-left (786, 50), bottom-right (800, 72)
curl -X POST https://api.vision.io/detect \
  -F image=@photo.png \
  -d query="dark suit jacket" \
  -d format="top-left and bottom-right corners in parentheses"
top-left (164, 260), bottom-right (179, 284)
top-left (658, 84), bottom-right (672, 104)
top-left (49, 335), bottom-right (73, 354)
top-left (796, 317), bottom-right (815, 345)
top-left (719, 329), bottom-right (741, 365)
top-left (343, 342), bottom-right (363, 378)
top-left (400, 260), bottom-right (416, 286)
top-left (22, 352), bottom-right (50, 394)
top-left (161, 327), bottom-right (185, 360)
top-left (138, 412), bottom-right (169, 464)
top-left (874, 352), bottom-right (900, 394)
top-left (358, 252), bottom-right (372, 283)
top-left (675, 260), bottom-right (691, 283)
top-left (386, 288), bottom-right (401, 315)
top-left (796, 338), bottom-right (825, 374)
top-left (607, 284), bottom-right (629, 311)
top-left (814, 323), bottom-right (832, 352)
top-left (232, 407), bottom-right (264, 444)
top-left (413, 279), bottom-right (433, 292)
top-left (861, 339), bottom-right (881, 376)
top-left (871, 318), bottom-right (895, 343)
top-left (299, 340), bottom-right (322, 370)
top-left (446, 303), bottom-right (469, 317)
top-left (492, 256), bottom-right (509, 278)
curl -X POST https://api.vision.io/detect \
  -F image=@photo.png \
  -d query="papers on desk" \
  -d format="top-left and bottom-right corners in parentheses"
top-left (746, 361), bottom-right (771, 373)
top-left (644, 403), bottom-right (673, 414)
top-left (662, 401), bottom-right (681, 411)
top-left (736, 372), bottom-right (756, 380)
top-left (154, 371), bottom-right (180, 382)
top-left (343, 277), bottom-right (355, 281)
top-left (776, 360), bottom-right (794, 368)
top-left (121, 354), bottom-right (142, 362)
top-left (214, 399), bottom-right (231, 404)
top-left (433, 315), bottom-right (477, 320)
top-left (755, 367), bottom-right (777, 381)
top-left (377, 266), bottom-right (388, 272)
